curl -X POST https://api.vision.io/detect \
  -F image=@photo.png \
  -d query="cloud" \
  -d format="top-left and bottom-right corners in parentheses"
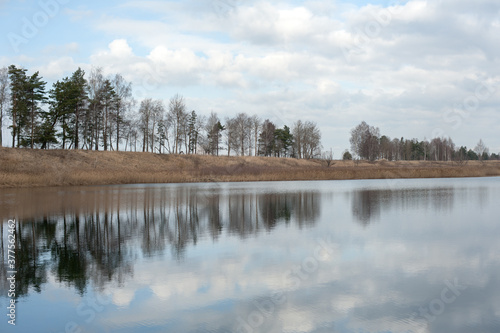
top-left (36, 56), bottom-right (79, 80)
top-left (3, 0), bottom-right (500, 154)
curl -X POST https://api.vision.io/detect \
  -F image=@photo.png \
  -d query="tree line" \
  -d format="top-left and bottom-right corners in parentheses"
top-left (0, 65), bottom-right (322, 158)
top-left (348, 121), bottom-right (499, 162)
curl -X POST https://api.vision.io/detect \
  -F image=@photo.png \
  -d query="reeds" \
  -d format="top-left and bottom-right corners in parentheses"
top-left (1, 147), bottom-right (499, 188)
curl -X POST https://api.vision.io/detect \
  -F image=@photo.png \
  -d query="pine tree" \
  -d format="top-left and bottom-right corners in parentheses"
top-left (69, 68), bottom-right (88, 149)
top-left (25, 72), bottom-right (47, 148)
top-left (8, 65), bottom-right (28, 147)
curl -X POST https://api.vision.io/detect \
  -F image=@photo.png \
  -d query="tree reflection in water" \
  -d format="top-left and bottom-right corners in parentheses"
top-left (0, 185), bottom-right (320, 299)
top-left (351, 187), bottom-right (456, 226)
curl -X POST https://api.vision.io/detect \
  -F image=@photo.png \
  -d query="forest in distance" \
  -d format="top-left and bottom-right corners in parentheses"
top-left (0, 65), bottom-right (498, 162)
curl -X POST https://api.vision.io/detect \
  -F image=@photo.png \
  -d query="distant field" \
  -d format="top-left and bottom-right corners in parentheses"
top-left (1, 147), bottom-right (499, 188)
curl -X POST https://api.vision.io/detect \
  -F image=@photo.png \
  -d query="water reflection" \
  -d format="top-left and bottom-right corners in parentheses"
top-left (0, 185), bottom-right (320, 299)
top-left (351, 187), bottom-right (456, 225)
top-left (0, 178), bottom-right (499, 333)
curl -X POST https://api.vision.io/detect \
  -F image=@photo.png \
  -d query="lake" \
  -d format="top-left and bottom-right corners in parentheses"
top-left (1, 177), bottom-right (500, 333)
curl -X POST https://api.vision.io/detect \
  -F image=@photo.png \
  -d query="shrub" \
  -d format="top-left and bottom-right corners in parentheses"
top-left (343, 150), bottom-right (353, 160)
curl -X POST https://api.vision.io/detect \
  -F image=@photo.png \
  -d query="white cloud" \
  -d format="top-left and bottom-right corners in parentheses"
top-left (3, 0), bottom-right (500, 154)
top-left (36, 56), bottom-right (79, 80)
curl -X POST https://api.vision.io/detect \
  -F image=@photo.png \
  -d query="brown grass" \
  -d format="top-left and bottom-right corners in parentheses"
top-left (1, 147), bottom-right (499, 188)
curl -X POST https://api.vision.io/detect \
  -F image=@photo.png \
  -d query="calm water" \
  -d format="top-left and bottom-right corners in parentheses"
top-left (1, 178), bottom-right (499, 333)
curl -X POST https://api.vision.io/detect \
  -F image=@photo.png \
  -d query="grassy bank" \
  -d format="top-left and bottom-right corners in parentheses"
top-left (1, 147), bottom-right (500, 188)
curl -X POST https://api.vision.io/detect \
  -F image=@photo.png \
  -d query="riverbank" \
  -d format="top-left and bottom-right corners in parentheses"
top-left (1, 147), bottom-right (499, 188)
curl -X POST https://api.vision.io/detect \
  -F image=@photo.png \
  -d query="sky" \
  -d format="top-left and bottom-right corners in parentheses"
top-left (1, 0), bottom-right (499, 156)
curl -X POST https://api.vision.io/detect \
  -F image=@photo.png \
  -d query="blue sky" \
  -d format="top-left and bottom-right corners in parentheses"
top-left (1, 0), bottom-right (499, 155)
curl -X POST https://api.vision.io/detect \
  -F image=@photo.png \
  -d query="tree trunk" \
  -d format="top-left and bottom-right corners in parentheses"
top-left (116, 107), bottom-right (120, 151)
top-left (103, 105), bottom-right (108, 151)
top-left (74, 105), bottom-right (79, 149)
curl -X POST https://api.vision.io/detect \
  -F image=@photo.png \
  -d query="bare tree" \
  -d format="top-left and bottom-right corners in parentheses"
top-left (100, 79), bottom-right (116, 151)
top-left (322, 149), bottom-right (334, 167)
top-left (322, 148), bottom-right (333, 168)
top-left (0, 67), bottom-right (9, 147)
top-left (391, 138), bottom-right (400, 160)
top-left (302, 121), bottom-right (322, 159)
top-left (156, 113), bottom-right (171, 154)
top-left (292, 120), bottom-right (304, 158)
top-left (429, 137), bottom-right (454, 161)
top-left (167, 94), bottom-right (187, 154)
top-left (251, 115), bottom-right (261, 156)
top-left (139, 98), bottom-right (164, 152)
top-left (139, 99), bottom-right (153, 152)
top-left (194, 113), bottom-right (206, 154)
top-left (350, 121), bottom-right (379, 161)
top-left (474, 139), bottom-right (489, 161)
top-left (224, 117), bottom-right (239, 156)
top-left (232, 113), bottom-right (252, 156)
top-left (204, 112), bottom-right (223, 155)
top-left (86, 67), bottom-right (105, 150)
top-left (111, 74), bottom-right (133, 151)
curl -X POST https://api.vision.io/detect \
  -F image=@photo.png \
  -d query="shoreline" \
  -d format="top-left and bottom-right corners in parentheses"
top-left (1, 147), bottom-right (499, 188)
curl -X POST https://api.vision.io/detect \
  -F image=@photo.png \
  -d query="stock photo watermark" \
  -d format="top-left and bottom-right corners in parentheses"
top-left (5, 219), bottom-right (17, 326)
top-left (7, 0), bottom-right (71, 54)
top-left (235, 235), bottom-right (337, 333)
top-left (212, 0), bottom-right (243, 19)
top-left (341, 1), bottom-right (405, 64)
top-left (435, 80), bottom-right (497, 138)
top-left (56, 293), bottom-right (112, 333)
top-left (408, 278), bottom-right (467, 332)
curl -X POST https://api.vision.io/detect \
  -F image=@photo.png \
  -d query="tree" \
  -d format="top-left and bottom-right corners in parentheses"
top-left (467, 149), bottom-right (479, 160)
top-left (250, 115), bottom-right (261, 156)
top-left (292, 120), bottom-right (304, 158)
top-left (168, 94), bottom-right (187, 154)
top-left (292, 120), bottom-right (321, 159)
top-left (302, 121), bottom-right (321, 159)
top-left (139, 98), bottom-right (164, 153)
top-left (350, 121), bottom-right (368, 159)
top-left (232, 113), bottom-right (252, 156)
top-left (156, 115), bottom-right (170, 153)
top-left (322, 148), bottom-right (334, 167)
top-left (46, 79), bottom-right (72, 149)
top-left (8, 65), bottom-right (28, 147)
top-left (100, 79), bottom-right (116, 151)
top-left (274, 125), bottom-right (293, 157)
top-left (111, 74), bottom-right (132, 151)
top-left (224, 117), bottom-right (239, 156)
top-left (379, 135), bottom-right (392, 160)
top-left (454, 146), bottom-right (468, 166)
top-left (474, 139), bottom-right (488, 161)
top-left (187, 110), bottom-right (202, 154)
top-left (68, 68), bottom-right (88, 149)
top-left (349, 121), bottom-right (379, 161)
top-left (258, 119), bottom-right (276, 156)
top-left (343, 150), bottom-right (352, 160)
top-left (44, 69), bottom-right (88, 149)
top-left (429, 137), bottom-right (454, 161)
top-left (21, 71), bottom-right (47, 148)
top-left (0, 67), bottom-right (10, 147)
top-left (86, 67), bottom-right (105, 150)
top-left (205, 112), bottom-right (224, 155)
top-left (391, 137), bottom-right (400, 160)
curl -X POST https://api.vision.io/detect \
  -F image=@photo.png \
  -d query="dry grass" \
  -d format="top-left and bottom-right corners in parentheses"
top-left (0, 147), bottom-right (499, 188)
